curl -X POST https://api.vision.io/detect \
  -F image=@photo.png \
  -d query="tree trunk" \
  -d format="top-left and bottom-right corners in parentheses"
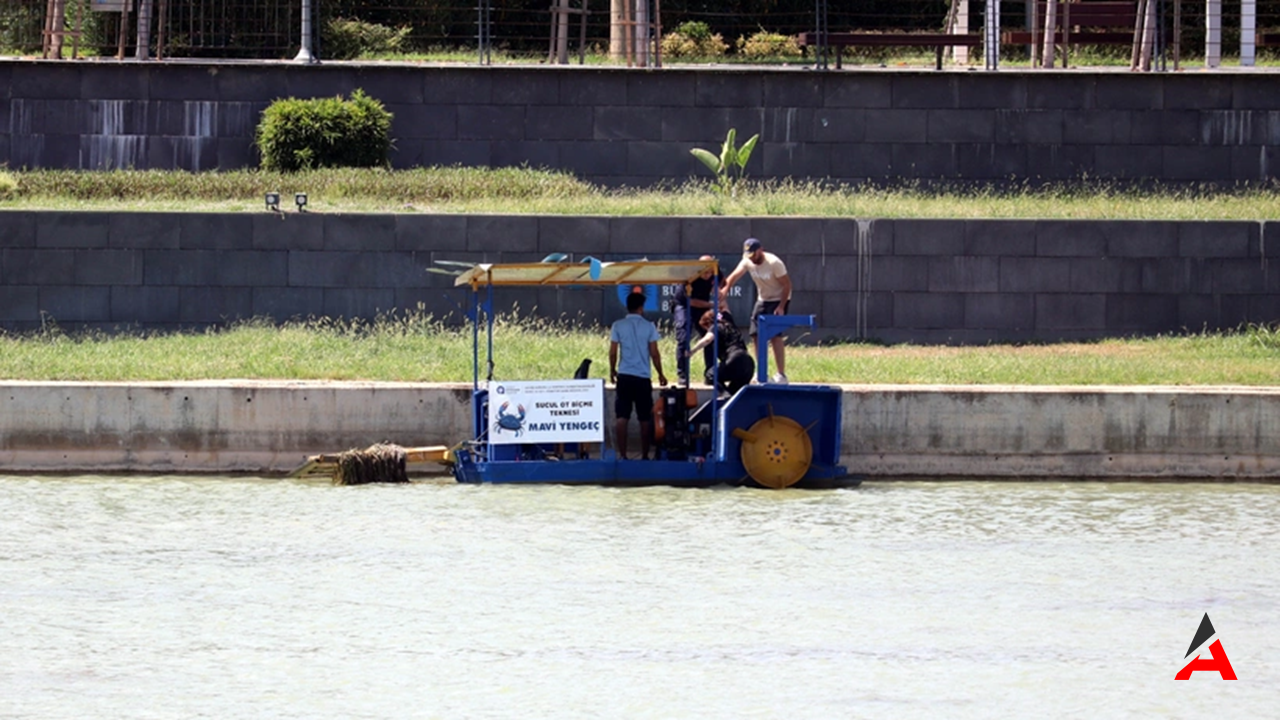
top-left (610, 0), bottom-right (624, 60)
top-left (49, 0), bottom-right (66, 59)
top-left (1040, 0), bottom-right (1056, 68)
top-left (1130, 0), bottom-right (1146, 69)
top-left (634, 0), bottom-right (648, 66)
top-left (1141, 0), bottom-right (1158, 69)
top-left (1130, 0), bottom-right (1157, 71)
top-left (136, 0), bottom-right (153, 60)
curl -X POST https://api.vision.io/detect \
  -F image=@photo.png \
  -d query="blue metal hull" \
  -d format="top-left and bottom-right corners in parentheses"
top-left (454, 384), bottom-right (858, 488)
top-left (451, 450), bottom-right (859, 488)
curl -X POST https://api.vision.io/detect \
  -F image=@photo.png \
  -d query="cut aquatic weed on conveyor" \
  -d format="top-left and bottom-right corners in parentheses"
top-left (335, 443), bottom-right (409, 485)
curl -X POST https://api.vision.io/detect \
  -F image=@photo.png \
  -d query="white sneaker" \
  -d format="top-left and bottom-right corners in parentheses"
top-left (771, 373), bottom-right (788, 384)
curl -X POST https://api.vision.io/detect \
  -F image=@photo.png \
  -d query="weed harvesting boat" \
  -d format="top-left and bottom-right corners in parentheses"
top-left (444, 258), bottom-right (855, 489)
top-left (292, 258), bottom-right (855, 489)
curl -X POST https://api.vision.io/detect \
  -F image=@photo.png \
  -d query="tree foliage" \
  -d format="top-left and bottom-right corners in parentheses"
top-left (5, 1), bottom-right (1277, 59)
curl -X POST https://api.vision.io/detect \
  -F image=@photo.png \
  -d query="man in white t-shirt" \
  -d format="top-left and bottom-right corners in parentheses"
top-left (720, 237), bottom-right (792, 384)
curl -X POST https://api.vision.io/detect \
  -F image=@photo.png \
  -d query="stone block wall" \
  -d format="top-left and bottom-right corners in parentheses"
top-left (2, 60), bottom-right (1279, 185)
top-left (2, 211), bottom-right (1277, 344)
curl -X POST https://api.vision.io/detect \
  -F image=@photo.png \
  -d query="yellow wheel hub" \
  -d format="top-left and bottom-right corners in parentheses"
top-left (731, 409), bottom-right (814, 489)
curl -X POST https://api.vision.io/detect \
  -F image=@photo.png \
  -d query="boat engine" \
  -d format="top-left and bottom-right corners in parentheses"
top-left (658, 388), bottom-right (694, 460)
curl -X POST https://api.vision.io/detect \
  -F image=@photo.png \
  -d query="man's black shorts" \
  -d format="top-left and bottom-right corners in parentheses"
top-left (615, 374), bottom-right (654, 421)
top-left (749, 299), bottom-right (787, 337)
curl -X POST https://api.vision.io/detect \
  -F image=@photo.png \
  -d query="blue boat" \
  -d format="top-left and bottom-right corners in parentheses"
top-left (446, 258), bottom-right (857, 489)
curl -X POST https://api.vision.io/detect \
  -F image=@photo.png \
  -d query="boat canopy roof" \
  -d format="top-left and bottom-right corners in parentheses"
top-left (451, 258), bottom-right (719, 289)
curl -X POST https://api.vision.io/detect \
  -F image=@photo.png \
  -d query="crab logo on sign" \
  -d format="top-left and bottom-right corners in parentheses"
top-left (494, 402), bottom-right (526, 438)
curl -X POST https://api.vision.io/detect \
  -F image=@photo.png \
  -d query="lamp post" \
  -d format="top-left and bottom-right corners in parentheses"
top-left (984, 0), bottom-right (1000, 70)
top-left (294, 0), bottom-right (317, 63)
top-left (1205, 0), bottom-right (1221, 68)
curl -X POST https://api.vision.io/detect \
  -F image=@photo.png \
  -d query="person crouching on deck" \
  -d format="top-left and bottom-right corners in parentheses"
top-left (691, 310), bottom-right (755, 397)
top-left (609, 291), bottom-right (668, 460)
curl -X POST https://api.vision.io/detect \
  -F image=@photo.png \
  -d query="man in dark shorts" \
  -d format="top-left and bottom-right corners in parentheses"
top-left (720, 238), bottom-right (793, 383)
top-left (609, 291), bottom-right (668, 459)
top-left (672, 255), bottom-right (717, 386)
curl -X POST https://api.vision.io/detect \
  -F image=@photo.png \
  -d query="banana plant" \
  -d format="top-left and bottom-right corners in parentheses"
top-left (690, 128), bottom-right (759, 197)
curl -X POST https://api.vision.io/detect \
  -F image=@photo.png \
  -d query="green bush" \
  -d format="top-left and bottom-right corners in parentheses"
top-left (322, 17), bottom-right (411, 60)
top-left (736, 30), bottom-right (802, 60)
top-left (255, 90), bottom-right (393, 172)
top-left (674, 21), bottom-right (713, 43)
top-left (661, 20), bottom-right (728, 59)
top-left (0, 170), bottom-right (17, 199)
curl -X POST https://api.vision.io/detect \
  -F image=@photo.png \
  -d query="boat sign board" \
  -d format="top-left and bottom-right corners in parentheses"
top-left (488, 379), bottom-right (605, 445)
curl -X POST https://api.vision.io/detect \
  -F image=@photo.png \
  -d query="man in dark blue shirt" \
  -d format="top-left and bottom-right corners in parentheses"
top-left (672, 255), bottom-right (716, 387)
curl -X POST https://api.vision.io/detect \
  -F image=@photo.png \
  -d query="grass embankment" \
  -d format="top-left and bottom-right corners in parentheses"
top-left (3, 315), bottom-right (1280, 386)
top-left (3, 167), bottom-right (1279, 386)
top-left (2, 167), bottom-right (1280, 219)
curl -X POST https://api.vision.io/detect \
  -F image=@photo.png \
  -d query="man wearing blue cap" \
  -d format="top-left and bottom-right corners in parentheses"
top-left (720, 237), bottom-right (792, 383)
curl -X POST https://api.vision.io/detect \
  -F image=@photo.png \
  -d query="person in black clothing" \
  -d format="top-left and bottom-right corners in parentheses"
top-left (672, 256), bottom-right (717, 386)
top-left (691, 310), bottom-right (755, 396)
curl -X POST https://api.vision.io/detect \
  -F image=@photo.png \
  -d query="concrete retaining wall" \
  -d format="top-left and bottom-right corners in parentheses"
top-left (3, 211), bottom-right (1279, 344)
top-left (3, 60), bottom-right (1279, 186)
top-left (0, 380), bottom-right (474, 474)
top-left (3, 381), bottom-right (1278, 479)
top-left (843, 385), bottom-right (1280, 479)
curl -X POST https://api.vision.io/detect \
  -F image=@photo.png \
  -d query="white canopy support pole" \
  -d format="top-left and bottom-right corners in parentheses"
top-left (1241, 0), bottom-right (1256, 67)
top-left (1205, 0), bottom-right (1221, 68)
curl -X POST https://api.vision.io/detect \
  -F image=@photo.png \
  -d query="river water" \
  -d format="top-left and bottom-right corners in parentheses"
top-left (1, 476), bottom-right (1276, 719)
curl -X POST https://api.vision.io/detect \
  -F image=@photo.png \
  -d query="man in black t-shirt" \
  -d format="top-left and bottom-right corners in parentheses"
top-left (672, 256), bottom-right (716, 387)
top-left (692, 310), bottom-right (755, 396)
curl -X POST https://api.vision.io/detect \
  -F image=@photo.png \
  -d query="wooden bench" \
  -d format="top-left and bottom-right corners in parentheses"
top-left (1001, 1), bottom-right (1137, 47)
top-left (796, 32), bottom-right (984, 71)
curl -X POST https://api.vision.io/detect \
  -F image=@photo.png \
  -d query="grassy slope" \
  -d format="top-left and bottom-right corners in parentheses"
top-left (2, 168), bottom-right (1280, 219)
top-left (2, 168), bottom-right (1279, 386)
top-left (3, 317), bottom-right (1279, 386)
